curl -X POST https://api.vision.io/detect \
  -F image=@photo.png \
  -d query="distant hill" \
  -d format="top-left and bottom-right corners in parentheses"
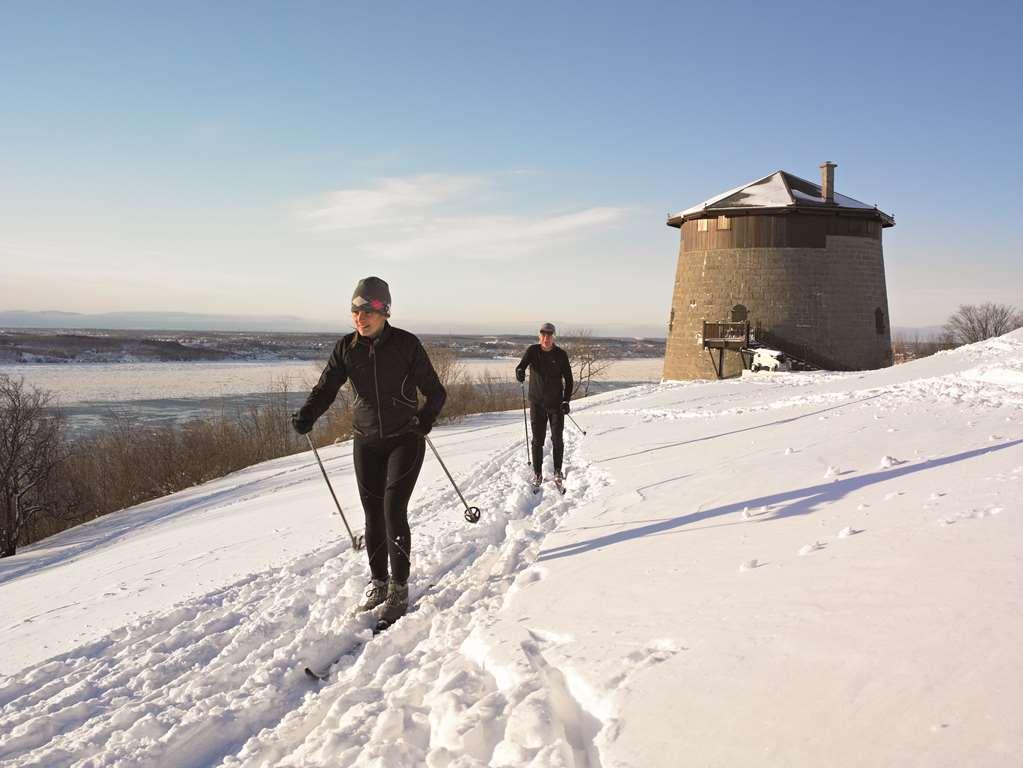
top-left (0, 310), bottom-right (668, 339)
top-left (0, 310), bottom-right (342, 333)
top-left (892, 325), bottom-right (949, 340)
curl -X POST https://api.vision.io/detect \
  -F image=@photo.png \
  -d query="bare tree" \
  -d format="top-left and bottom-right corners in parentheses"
top-left (945, 303), bottom-right (1022, 345)
top-left (0, 376), bottom-right (68, 557)
top-left (559, 329), bottom-right (615, 398)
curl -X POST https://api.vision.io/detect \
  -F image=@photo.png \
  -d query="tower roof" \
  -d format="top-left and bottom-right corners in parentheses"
top-left (667, 170), bottom-right (894, 228)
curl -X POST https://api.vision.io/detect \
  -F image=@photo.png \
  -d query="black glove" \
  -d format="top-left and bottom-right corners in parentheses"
top-left (414, 411), bottom-right (435, 435)
top-left (291, 412), bottom-right (313, 435)
top-left (515, 368), bottom-right (525, 383)
top-left (561, 401), bottom-right (570, 414)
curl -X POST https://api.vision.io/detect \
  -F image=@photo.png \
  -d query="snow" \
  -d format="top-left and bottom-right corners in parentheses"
top-left (2, 331), bottom-right (1023, 766)
top-left (679, 171), bottom-right (792, 216)
top-left (678, 171), bottom-right (878, 218)
top-left (791, 188), bottom-right (875, 209)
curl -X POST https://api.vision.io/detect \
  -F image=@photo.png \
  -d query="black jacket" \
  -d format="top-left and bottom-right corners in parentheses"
top-left (516, 344), bottom-right (573, 408)
top-left (297, 323), bottom-right (446, 440)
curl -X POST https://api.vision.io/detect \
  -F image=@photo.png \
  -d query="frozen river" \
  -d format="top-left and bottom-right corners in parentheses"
top-left (0, 358), bottom-right (664, 435)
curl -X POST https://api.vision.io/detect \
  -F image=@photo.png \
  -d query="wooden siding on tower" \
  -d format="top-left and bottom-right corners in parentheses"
top-left (681, 212), bottom-right (882, 251)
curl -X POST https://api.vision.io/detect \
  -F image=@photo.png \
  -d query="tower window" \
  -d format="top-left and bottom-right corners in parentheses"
top-left (731, 304), bottom-right (748, 322)
top-left (697, 219), bottom-right (709, 232)
top-left (717, 215), bottom-right (731, 230)
top-left (875, 308), bottom-right (886, 335)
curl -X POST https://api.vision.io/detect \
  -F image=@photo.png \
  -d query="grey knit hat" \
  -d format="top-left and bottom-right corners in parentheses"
top-left (539, 322), bottom-right (556, 335)
top-left (351, 276), bottom-right (391, 316)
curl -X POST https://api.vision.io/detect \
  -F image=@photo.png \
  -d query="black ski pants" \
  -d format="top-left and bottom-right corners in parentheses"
top-left (353, 432), bottom-right (424, 584)
top-left (529, 403), bottom-right (564, 473)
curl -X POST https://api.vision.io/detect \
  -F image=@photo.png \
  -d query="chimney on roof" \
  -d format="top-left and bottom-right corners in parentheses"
top-left (820, 161), bottom-right (836, 203)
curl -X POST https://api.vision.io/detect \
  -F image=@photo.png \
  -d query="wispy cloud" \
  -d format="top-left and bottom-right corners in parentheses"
top-left (294, 173), bottom-right (630, 261)
top-left (296, 174), bottom-right (484, 231)
top-left (361, 207), bottom-right (629, 261)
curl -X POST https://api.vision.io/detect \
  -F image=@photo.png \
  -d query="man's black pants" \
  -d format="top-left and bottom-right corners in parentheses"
top-left (529, 402), bottom-right (564, 473)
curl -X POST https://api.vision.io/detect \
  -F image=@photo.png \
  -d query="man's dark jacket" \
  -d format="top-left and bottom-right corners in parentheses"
top-left (516, 344), bottom-right (573, 408)
top-left (296, 323), bottom-right (446, 439)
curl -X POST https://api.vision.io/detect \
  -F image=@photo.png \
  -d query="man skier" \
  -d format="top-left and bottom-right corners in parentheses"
top-left (291, 276), bottom-right (446, 630)
top-left (515, 322), bottom-right (573, 487)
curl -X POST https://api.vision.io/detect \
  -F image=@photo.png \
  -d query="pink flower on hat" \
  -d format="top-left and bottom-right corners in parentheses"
top-left (370, 299), bottom-right (385, 310)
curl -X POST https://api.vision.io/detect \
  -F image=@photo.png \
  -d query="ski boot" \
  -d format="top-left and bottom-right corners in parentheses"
top-left (376, 580), bottom-right (409, 632)
top-left (355, 578), bottom-right (388, 613)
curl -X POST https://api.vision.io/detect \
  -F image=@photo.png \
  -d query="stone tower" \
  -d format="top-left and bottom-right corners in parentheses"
top-left (663, 163), bottom-right (894, 380)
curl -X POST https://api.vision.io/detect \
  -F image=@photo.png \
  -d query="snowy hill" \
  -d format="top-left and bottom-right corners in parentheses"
top-left (2, 332), bottom-right (1022, 767)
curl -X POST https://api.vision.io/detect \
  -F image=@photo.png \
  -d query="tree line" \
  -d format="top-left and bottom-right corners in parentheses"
top-left (893, 302), bottom-right (1022, 363)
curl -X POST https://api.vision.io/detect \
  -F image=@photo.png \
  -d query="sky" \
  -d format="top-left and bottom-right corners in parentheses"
top-left (0, 0), bottom-right (1020, 336)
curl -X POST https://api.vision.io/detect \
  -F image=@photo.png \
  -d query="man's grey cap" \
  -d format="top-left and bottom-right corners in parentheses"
top-left (351, 276), bottom-right (391, 316)
top-left (539, 322), bottom-right (556, 334)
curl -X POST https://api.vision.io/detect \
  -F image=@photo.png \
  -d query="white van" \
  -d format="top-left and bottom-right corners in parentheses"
top-left (750, 348), bottom-right (791, 372)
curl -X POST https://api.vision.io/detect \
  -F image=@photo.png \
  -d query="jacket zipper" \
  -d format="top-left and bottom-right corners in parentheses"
top-left (370, 344), bottom-right (384, 438)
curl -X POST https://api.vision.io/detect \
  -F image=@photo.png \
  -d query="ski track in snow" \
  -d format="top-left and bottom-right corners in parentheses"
top-left (0, 428), bottom-right (615, 767)
top-left (4, 332), bottom-right (1023, 766)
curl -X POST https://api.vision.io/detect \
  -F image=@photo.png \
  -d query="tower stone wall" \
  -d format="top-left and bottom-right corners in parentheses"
top-left (663, 226), bottom-right (893, 381)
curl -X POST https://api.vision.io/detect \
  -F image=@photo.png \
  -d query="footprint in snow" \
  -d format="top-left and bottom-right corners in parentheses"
top-left (798, 541), bottom-right (826, 556)
top-left (837, 526), bottom-right (862, 538)
top-left (605, 639), bottom-right (684, 689)
top-left (739, 558), bottom-right (762, 572)
top-left (879, 455), bottom-right (905, 468)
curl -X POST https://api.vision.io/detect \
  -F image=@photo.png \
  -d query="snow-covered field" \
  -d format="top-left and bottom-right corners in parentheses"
top-left (1, 334), bottom-right (1021, 767)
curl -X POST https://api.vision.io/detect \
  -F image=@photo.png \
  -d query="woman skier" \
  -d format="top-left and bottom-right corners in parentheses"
top-left (291, 276), bottom-right (446, 629)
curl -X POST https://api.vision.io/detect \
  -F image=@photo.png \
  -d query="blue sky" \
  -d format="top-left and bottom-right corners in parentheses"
top-left (1, 0), bottom-right (1020, 336)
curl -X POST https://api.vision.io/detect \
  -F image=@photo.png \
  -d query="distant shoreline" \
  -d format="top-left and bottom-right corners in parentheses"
top-left (0, 328), bottom-right (666, 366)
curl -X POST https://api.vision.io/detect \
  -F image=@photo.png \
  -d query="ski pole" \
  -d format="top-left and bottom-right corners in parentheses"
top-left (423, 434), bottom-right (482, 524)
top-left (520, 382), bottom-right (531, 466)
top-left (306, 434), bottom-right (364, 550)
top-left (566, 413), bottom-right (587, 436)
